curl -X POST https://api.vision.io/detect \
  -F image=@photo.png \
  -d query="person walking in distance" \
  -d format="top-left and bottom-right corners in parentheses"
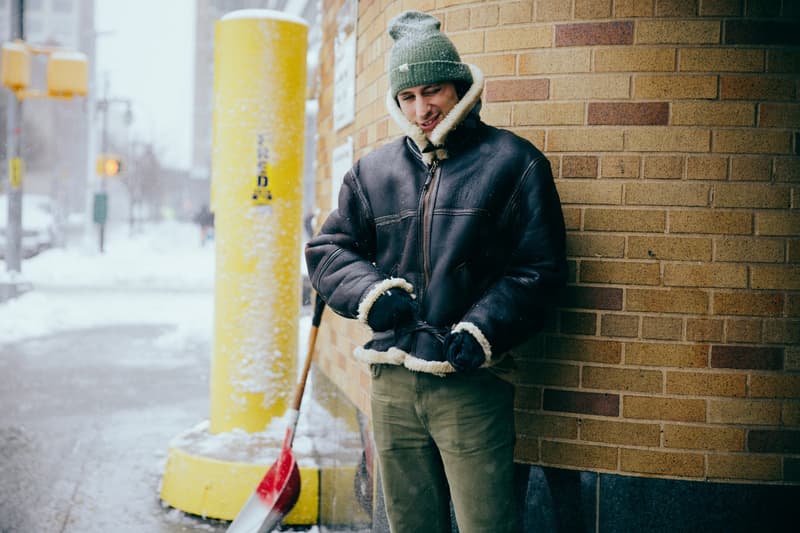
top-left (306, 10), bottom-right (567, 533)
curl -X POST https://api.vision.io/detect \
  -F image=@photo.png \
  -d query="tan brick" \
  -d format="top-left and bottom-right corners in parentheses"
top-left (546, 337), bottom-right (622, 364)
top-left (557, 181), bottom-right (622, 205)
top-left (756, 212), bottom-right (800, 237)
top-left (567, 233), bottom-right (625, 258)
top-left (664, 263), bottom-right (748, 289)
top-left (636, 20), bottom-right (721, 44)
top-left (785, 347), bottom-right (800, 372)
top-left (669, 210), bottom-right (752, 235)
top-left (642, 316), bottom-right (683, 340)
top-left (584, 208), bottom-right (666, 232)
top-left (666, 371), bottom-right (747, 397)
top-left (514, 435), bottom-right (540, 463)
top-left (627, 288), bottom-right (709, 314)
top-left (730, 156), bottom-right (772, 181)
top-left (750, 374), bottom-right (800, 398)
top-left (527, 362), bottom-right (581, 387)
top-left (541, 440), bottom-right (618, 470)
top-left (774, 158), bottom-right (800, 183)
top-left (581, 260), bottom-right (661, 285)
top-left (516, 412), bottom-right (579, 439)
top-left (721, 75), bottom-right (797, 101)
top-left (679, 48), bottom-right (764, 72)
top-left (621, 448), bottom-right (705, 477)
top-left (625, 342), bottom-right (709, 368)
top-left (519, 49), bottom-right (592, 75)
top-left (445, 8), bottom-right (470, 31)
top-left (469, 4), bottom-right (499, 27)
top-left (626, 182), bottom-right (710, 206)
top-left (656, 0), bottom-right (697, 16)
top-left (614, 0), bottom-right (654, 17)
top-left (763, 319), bottom-right (800, 344)
top-left (483, 102), bottom-right (513, 126)
top-left (499, 1), bottom-right (533, 24)
top-left (562, 156), bottom-right (599, 178)
top-left (672, 102), bottom-right (755, 127)
top-left (594, 47), bottom-right (675, 72)
top-left (486, 79), bottom-right (549, 102)
top-left (536, 0), bottom-right (572, 21)
top-left (463, 53), bottom-right (515, 77)
top-left (556, 21), bottom-right (633, 46)
top-left (628, 235), bottom-right (712, 261)
top-left (715, 237), bottom-right (785, 263)
top-left (767, 49), bottom-right (800, 74)
top-left (783, 401), bottom-right (800, 427)
top-left (713, 130), bottom-right (793, 155)
top-left (707, 454), bottom-right (782, 482)
top-left (687, 318), bottom-right (724, 342)
top-left (449, 31), bottom-right (485, 54)
top-left (634, 75), bottom-right (718, 99)
top-left (515, 102), bottom-right (584, 126)
top-left (601, 314), bottom-right (640, 337)
top-left (687, 156), bottom-right (728, 180)
top-left (725, 318), bottom-right (763, 343)
top-left (551, 75), bottom-right (631, 100)
top-left (575, 0), bottom-right (613, 18)
top-left (751, 266), bottom-right (800, 290)
top-left (548, 128), bottom-right (625, 152)
top-left (486, 26), bottom-right (551, 52)
top-left (699, 0), bottom-right (744, 16)
top-left (758, 103), bottom-right (800, 129)
top-left (664, 424), bottom-right (745, 451)
top-left (601, 155), bottom-right (640, 178)
top-left (562, 207), bottom-right (581, 230)
top-left (709, 399), bottom-right (782, 424)
top-left (625, 127), bottom-right (710, 152)
top-left (583, 365), bottom-right (664, 393)
top-left (581, 419), bottom-right (661, 446)
top-left (624, 395), bottom-right (707, 422)
top-left (642, 156), bottom-right (683, 179)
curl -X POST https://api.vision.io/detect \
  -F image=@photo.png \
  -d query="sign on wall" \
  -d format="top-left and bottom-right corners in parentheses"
top-left (331, 137), bottom-right (353, 211)
top-left (333, 0), bottom-right (357, 131)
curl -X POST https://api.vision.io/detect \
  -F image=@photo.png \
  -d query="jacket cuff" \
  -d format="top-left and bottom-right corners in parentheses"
top-left (451, 321), bottom-right (493, 363)
top-left (356, 277), bottom-right (415, 325)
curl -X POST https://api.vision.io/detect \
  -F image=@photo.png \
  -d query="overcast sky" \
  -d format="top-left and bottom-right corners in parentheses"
top-left (94, 0), bottom-right (196, 170)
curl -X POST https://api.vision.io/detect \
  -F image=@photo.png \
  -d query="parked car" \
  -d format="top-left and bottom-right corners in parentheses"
top-left (0, 193), bottom-right (58, 259)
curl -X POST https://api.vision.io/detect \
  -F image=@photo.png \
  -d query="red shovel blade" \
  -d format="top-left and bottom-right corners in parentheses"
top-left (226, 446), bottom-right (301, 533)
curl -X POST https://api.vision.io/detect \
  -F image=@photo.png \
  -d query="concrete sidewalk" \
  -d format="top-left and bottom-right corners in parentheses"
top-left (0, 288), bottom-right (370, 532)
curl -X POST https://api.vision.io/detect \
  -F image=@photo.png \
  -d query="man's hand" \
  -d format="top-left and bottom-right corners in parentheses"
top-left (443, 330), bottom-right (486, 372)
top-left (367, 289), bottom-right (415, 332)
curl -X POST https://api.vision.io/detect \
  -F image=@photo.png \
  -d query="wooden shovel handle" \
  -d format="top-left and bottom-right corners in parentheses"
top-left (291, 293), bottom-right (326, 412)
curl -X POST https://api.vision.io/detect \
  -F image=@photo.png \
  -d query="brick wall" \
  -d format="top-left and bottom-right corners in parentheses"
top-left (313, 0), bottom-right (800, 484)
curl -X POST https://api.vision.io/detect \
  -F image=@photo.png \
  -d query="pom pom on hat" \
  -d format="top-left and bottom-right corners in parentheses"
top-left (388, 11), bottom-right (473, 97)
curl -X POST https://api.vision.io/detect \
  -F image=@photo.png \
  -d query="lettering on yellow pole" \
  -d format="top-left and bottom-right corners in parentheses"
top-left (252, 133), bottom-right (273, 204)
top-left (9, 157), bottom-right (23, 189)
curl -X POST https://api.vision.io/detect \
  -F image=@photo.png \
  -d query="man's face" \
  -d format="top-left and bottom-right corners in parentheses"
top-left (397, 82), bottom-right (459, 137)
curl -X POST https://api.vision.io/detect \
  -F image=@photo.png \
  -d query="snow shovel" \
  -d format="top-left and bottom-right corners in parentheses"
top-left (226, 294), bottom-right (326, 533)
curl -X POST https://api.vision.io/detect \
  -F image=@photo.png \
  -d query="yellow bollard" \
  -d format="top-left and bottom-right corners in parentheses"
top-left (161, 9), bottom-right (312, 521)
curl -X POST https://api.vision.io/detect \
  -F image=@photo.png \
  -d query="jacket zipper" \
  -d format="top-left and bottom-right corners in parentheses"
top-left (420, 159), bottom-right (439, 287)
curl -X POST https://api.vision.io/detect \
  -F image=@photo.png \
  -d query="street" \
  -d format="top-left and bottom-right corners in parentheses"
top-left (0, 288), bottom-right (228, 532)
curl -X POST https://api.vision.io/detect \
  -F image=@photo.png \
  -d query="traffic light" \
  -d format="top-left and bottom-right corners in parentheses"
top-left (104, 157), bottom-right (121, 176)
top-left (96, 155), bottom-right (122, 177)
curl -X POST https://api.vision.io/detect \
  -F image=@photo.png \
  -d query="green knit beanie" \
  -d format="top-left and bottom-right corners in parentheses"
top-left (388, 11), bottom-right (473, 97)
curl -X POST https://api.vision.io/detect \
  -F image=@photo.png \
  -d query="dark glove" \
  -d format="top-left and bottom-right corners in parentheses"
top-left (443, 330), bottom-right (486, 373)
top-left (367, 289), bottom-right (415, 332)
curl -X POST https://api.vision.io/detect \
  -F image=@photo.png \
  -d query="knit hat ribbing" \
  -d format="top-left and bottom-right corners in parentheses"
top-left (388, 11), bottom-right (473, 97)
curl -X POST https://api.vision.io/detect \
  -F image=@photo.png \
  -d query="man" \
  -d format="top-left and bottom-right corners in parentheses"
top-left (306, 10), bottom-right (567, 533)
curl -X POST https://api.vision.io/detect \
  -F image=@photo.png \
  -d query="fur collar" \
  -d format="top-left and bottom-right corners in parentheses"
top-left (386, 64), bottom-right (485, 165)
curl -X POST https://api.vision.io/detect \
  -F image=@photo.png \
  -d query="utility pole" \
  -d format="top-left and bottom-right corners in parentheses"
top-left (4, 0), bottom-right (24, 274)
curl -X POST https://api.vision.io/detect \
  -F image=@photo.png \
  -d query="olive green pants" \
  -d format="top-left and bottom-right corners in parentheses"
top-left (370, 365), bottom-right (517, 533)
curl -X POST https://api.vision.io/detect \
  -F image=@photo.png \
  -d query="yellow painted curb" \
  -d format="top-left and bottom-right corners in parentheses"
top-left (160, 443), bottom-right (319, 524)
